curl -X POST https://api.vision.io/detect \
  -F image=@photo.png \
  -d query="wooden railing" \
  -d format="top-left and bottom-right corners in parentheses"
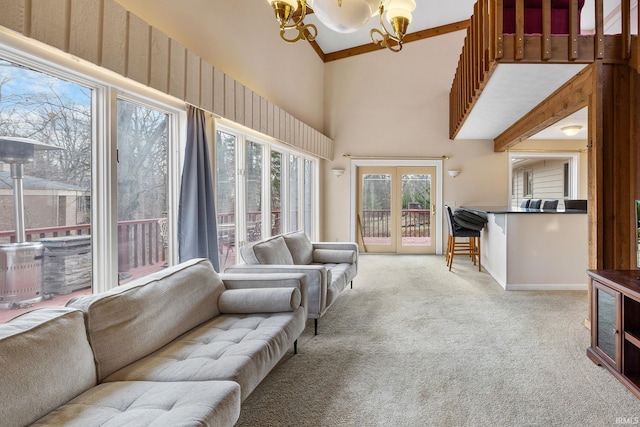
top-left (449, 0), bottom-right (625, 140)
top-left (117, 219), bottom-right (166, 272)
top-left (361, 209), bottom-right (431, 238)
top-left (0, 219), bottom-right (166, 274)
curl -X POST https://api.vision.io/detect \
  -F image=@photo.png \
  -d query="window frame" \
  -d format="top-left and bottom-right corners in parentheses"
top-left (215, 120), bottom-right (319, 243)
top-left (0, 38), bottom-right (185, 295)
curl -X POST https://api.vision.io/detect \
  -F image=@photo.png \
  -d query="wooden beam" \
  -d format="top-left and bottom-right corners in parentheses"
top-left (322, 20), bottom-right (469, 62)
top-left (493, 64), bottom-right (594, 151)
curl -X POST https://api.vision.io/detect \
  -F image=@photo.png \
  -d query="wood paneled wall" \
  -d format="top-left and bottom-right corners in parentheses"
top-left (0, 0), bottom-right (334, 160)
top-left (596, 62), bottom-right (640, 269)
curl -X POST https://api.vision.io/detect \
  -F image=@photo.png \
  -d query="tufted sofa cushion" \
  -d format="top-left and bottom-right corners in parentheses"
top-left (0, 307), bottom-right (97, 427)
top-left (102, 311), bottom-right (305, 400)
top-left (31, 381), bottom-right (241, 427)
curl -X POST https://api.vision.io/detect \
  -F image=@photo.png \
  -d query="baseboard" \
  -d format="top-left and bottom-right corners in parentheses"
top-left (505, 283), bottom-right (588, 291)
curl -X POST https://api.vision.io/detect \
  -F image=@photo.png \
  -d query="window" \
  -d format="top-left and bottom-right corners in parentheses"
top-left (0, 58), bottom-right (92, 321)
top-left (214, 123), bottom-right (319, 270)
top-left (289, 154), bottom-right (300, 232)
top-left (523, 169), bottom-right (533, 197)
top-left (245, 141), bottom-right (263, 243)
top-left (215, 130), bottom-right (237, 272)
top-left (304, 159), bottom-right (314, 236)
top-left (270, 151), bottom-right (283, 236)
top-left (116, 98), bottom-right (169, 284)
top-left (0, 50), bottom-right (181, 323)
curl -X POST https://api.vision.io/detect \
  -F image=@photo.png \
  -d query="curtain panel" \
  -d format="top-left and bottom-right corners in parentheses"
top-left (178, 104), bottom-right (220, 271)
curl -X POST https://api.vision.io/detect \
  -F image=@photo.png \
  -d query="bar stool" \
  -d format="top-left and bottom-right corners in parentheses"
top-left (445, 206), bottom-right (481, 271)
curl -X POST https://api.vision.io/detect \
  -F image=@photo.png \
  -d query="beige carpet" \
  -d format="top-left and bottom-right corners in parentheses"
top-left (236, 254), bottom-right (640, 426)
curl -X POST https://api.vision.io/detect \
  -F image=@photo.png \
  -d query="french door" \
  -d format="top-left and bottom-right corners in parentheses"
top-left (357, 166), bottom-right (437, 254)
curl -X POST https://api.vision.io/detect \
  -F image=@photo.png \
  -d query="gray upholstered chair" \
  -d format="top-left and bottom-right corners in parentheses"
top-left (542, 199), bottom-right (558, 210)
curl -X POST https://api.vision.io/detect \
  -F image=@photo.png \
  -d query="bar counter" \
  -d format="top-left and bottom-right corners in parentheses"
top-left (461, 205), bottom-right (588, 290)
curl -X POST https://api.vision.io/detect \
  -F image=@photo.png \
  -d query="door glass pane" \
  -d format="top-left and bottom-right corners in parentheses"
top-left (304, 159), bottom-right (312, 236)
top-left (362, 174), bottom-right (391, 246)
top-left (401, 173), bottom-right (431, 247)
top-left (245, 141), bottom-right (262, 243)
top-left (216, 131), bottom-right (236, 271)
top-left (270, 151), bottom-right (283, 236)
top-left (289, 155), bottom-right (299, 232)
top-left (596, 287), bottom-right (617, 361)
top-left (116, 99), bottom-right (168, 285)
top-left (0, 59), bottom-right (92, 322)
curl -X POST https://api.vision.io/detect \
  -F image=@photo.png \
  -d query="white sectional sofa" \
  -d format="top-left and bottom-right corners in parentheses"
top-left (0, 258), bottom-right (307, 426)
top-left (225, 231), bottom-right (358, 334)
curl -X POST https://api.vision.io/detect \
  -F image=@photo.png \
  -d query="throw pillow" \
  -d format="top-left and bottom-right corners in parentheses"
top-left (283, 231), bottom-right (314, 265)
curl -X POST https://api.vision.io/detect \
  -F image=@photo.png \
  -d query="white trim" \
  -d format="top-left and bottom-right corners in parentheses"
top-left (349, 159), bottom-right (443, 255)
top-left (506, 284), bottom-right (588, 291)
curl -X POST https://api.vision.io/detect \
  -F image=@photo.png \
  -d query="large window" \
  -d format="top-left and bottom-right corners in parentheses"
top-left (214, 124), bottom-right (318, 270)
top-left (215, 131), bottom-right (237, 272)
top-left (0, 58), bottom-right (92, 322)
top-left (289, 154), bottom-right (300, 232)
top-left (246, 141), bottom-right (263, 243)
top-left (116, 99), bottom-right (169, 284)
top-left (0, 51), bottom-right (181, 323)
top-left (271, 151), bottom-right (283, 236)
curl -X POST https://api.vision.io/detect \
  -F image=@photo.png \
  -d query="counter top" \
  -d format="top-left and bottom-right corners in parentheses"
top-left (461, 205), bottom-right (587, 214)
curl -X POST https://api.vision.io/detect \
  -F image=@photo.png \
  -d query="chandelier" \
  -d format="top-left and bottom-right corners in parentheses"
top-left (267, 0), bottom-right (417, 52)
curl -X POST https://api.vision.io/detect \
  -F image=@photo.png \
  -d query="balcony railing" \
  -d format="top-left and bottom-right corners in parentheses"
top-left (361, 209), bottom-right (431, 238)
top-left (449, 0), bottom-right (625, 140)
top-left (0, 219), bottom-right (167, 275)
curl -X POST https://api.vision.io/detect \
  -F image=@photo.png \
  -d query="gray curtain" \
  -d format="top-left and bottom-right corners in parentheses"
top-left (178, 104), bottom-right (220, 271)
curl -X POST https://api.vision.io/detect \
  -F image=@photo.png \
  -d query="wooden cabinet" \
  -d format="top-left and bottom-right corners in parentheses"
top-left (587, 270), bottom-right (640, 398)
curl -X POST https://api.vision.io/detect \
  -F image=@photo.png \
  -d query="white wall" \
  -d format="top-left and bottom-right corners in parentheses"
top-left (114, 0), bottom-right (325, 132)
top-left (323, 31), bottom-right (508, 248)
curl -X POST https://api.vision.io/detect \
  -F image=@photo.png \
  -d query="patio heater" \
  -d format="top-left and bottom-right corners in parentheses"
top-left (0, 136), bottom-right (61, 309)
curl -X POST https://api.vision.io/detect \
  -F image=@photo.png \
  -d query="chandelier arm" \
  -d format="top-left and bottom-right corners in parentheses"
top-left (281, 22), bottom-right (318, 43)
top-left (370, 28), bottom-right (403, 52)
top-left (369, 6), bottom-right (403, 52)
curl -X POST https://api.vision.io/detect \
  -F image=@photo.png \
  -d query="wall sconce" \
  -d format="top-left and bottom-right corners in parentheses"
top-left (447, 170), bottom-right (460, 178)
top-left (561, 125), bottom-right (583, 136)
top-left (331, 168), bottom-right (345, 178)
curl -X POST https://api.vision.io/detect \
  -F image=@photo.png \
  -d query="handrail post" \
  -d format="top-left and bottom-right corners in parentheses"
top-left (621, 0), bottom-right (631, 59)
top-left (542, 0), bottom-right (551, 60)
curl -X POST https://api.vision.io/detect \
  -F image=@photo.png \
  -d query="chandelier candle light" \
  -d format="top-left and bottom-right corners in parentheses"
top-left (267, 0), bottom-right (417, 52)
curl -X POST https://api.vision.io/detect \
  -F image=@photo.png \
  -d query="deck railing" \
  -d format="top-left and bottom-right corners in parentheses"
top-left (0, 219), bottom-right (166, 274)
top-left (449, 0), bottom-right (621, 140)
top-left (361, 209), bottom-right (431, 238)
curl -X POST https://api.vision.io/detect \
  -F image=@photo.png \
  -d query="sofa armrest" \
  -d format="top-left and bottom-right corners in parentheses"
top-left (223, 265), bottom-right (326, 319)
top-left (219, 272), bottom-right (308, 317)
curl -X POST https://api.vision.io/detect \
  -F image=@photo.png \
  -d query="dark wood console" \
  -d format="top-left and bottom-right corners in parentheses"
top-left (587, 270), bottom-right (640, 398)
